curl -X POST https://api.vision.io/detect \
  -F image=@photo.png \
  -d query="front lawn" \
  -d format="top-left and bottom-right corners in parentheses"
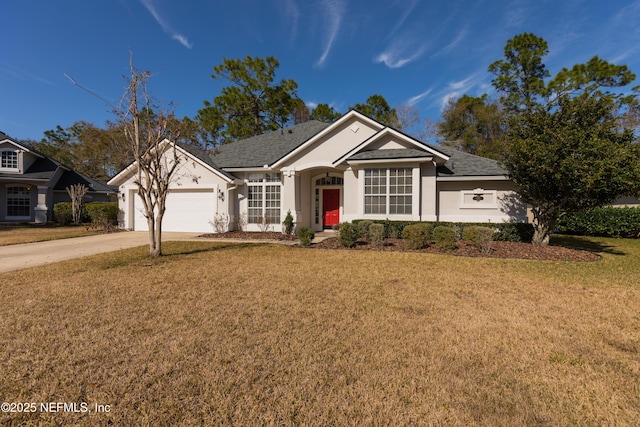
top-left (0, 224), bottom-right (99, 246)
top-left (1, 237), bottom-right (639, 425)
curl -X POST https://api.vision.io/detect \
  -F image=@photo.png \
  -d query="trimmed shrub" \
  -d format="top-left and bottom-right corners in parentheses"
top-left (369, 223), bottom-right (385, 248)
top-left (402, 223), bottom-right (432, 249)
top-left (463, 225), bottom-right (494, 253)
top-left (85, 202), bottom-right (119, 231)
top-left (282, 210), bottom-right (295, 235)
top-left (338, 222), bottom-right (360, 248)
top-left (557, 206), bottom-right (640, 238)
top-left (296, 226), bottom-right (315, 247)
top-left (53, 202), bottom-right (74, 226)
top-left (433, 225), bottom-right (456, 251)
top-left (357, 220), bottom-right (374, 240)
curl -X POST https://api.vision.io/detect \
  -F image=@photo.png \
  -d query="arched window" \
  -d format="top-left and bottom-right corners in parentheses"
top-left (315, 176), bottom-right (343, 186)
top-left (7, 186), bottom-right (30, 217)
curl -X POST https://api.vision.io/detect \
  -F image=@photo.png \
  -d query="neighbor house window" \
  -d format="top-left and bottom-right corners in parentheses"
top-left (1, 150), bottom-right (18, 169)
top-left (7, 186), bottom-right (30, 217)
top-left (364, 168), bottom-right (412, 215)
top-left (247, 173), bottom-right (281, 224)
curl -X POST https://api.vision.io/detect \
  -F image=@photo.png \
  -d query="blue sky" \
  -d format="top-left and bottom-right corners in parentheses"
top-left (2, 0), bottom-right (640, 141)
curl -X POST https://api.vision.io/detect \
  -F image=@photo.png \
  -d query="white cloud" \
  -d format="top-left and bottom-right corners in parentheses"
top-left (375, 41), bottom-right (428, 69)
top-left (276, 0), bottom-right (300, 42)
top-left (385, 0), bottom-right (418, 40)
top-left (315, 0), bottom-right (345, 67)
top-left (406, 88), bottom-right (433, 106)
top-left (432, 27), bottom-right (467, 57)
top-left (139, 0), bottom-right (193, 49)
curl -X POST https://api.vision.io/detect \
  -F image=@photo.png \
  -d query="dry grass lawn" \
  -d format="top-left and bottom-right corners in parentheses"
top-left (1, 236), bottom-right (639, 425)
top-left (0, 224), bottom-right (98, 246)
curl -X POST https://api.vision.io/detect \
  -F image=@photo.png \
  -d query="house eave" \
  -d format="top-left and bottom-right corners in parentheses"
top-left (347, 156), bottom-right (433, 166)
top-left (436, 175), bottom-right (510, 181)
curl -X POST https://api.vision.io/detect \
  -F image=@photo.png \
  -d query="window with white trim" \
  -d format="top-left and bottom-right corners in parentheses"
top-left (247, 173), bottom-right (281, 224)
top-left (7, 186), bottom-right (30, 217)
top-left (1, 150), bottom-right (18, 169)
top-left (364, 168), bottom-right (412, 215)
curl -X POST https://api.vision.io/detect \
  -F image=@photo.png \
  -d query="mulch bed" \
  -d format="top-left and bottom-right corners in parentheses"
top-left (199, 232), bottom-right (600, 261)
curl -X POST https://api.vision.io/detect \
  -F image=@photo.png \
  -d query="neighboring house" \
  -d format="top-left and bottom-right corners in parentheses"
top-left (0, 131), bottom-right (115, 222)
top-left (109, 110), bottom-right (528, 233)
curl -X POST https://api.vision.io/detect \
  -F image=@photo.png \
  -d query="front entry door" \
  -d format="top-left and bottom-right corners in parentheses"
top-left (323, 189), bottom-right (340, 228)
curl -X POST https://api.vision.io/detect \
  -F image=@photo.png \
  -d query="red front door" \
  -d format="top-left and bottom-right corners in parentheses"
top-left (323, 189), bottom-right (340, 228)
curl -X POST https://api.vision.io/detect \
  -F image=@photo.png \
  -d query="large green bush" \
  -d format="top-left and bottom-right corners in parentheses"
top-left (557, 206), bottom-right (640, 238)
top-left (85, 202), bottom-right (119, 231)
top-left (462, 225), bottom-right (494, 254)
top-left (356, 220), bottom-right (374, 240)
top-left (338, 222), bottom-right (360, 248)
top-left (53, 202), bottom-right (73, 226)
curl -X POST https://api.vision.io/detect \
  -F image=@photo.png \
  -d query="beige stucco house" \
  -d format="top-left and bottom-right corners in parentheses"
top-left (109, 110), bottom-right (527, 233)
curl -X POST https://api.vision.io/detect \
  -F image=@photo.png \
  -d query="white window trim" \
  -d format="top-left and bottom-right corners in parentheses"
top-left (359, 166), bottom-right (419, 220)
top-left (460, 188), bottom-right (498, 209)
top-left (246, 173), bottom-right (282, 225)
top-left (0, 149), bottom-right (19, 172)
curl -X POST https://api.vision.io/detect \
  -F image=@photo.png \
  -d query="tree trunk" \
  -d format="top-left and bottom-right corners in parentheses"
top-left (531, 222), bottom-right (551, 246)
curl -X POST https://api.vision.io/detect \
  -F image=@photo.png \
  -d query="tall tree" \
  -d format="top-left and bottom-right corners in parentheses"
top-left (350, 94), bottom-right (398, 127)
top-left (394, 102), bottom-right (421, 134)
top-left (488, 33), bottom-right (550, 113)
top-left (197, 56), bottom-right (301, 144)
top-left (310, 103), bottom-right (341, 123)
top-left (437, 94), bottom-right (507, 160)
top-left (117, 56), bottom-right (184, 257)
top-left (491, 33), bottom-right (640, 245)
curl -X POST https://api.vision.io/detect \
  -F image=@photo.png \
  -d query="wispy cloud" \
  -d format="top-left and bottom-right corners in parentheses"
top-left (315, 0), bottom-right (345, 67)
top-left (434, 71), bottom-right (487, 110)
top-left (276, 0), bottom-right (300, 42)
top-left (374, 40), bottom-right (428, 69)
top-left (139, 0), bottom-right (193, 49)
top-left (406, 88), bottom-right (433, 106)
top-left (431, 27), bottom-right (467, 57)
top-left (0, 66), bottom-right (54, 86)
top-left (385, 0), bottom-right (418, 41)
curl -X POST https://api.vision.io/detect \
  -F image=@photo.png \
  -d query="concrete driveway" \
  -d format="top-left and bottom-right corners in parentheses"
top-left (0, 232), bottom-right (201, 273)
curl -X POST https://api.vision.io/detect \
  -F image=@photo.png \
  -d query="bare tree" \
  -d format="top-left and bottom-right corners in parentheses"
top-left (66, 183), bottom-right (88, 224)
top-left (119, 56), bottom-right (182, 256)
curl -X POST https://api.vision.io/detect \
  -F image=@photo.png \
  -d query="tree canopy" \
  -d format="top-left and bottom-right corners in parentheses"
top-left (437, 94), bottom-right (506, 160)
top-left (196, 56), bottom-right (301, 145)
top-left (310, 103), bottom-right (341, 123)
top-left (490, 33), bottom-right (640, 245)
top-left (349, 94), bottom-right (399, 127)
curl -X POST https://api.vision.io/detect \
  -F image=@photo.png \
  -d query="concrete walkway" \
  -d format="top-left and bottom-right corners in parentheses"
top-left (0, 230), bottom-right (337, 274)
top-left (0, 232), bottom-right (200, 273)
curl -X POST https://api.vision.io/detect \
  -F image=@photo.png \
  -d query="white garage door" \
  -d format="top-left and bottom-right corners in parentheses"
top-left (133, 190), bottom-right (216, 233)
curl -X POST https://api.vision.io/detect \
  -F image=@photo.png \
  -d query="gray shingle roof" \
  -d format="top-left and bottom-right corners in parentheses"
top-left (210, 120), bottom-right (330, 168)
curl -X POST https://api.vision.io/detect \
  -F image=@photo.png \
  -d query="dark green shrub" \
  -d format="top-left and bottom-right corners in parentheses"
top-left (369, 223), bottom-right (385, 248)
top-left (433, 225), bottom-right (456, 251)
top-left (357, 220), bottom-right (374, 240)
top-left (557, 206), bottom-right (640, 238)
top-left (338, 222), bottom-right (360, 248)
top-left (282, 210), bottom-right (295, 235)
top-left (53, 202), bottom-right (73, 225)
top-left (85, 202), bottom-right (119, 231)
top-left (402, 223), bottom-right (432, 249)
top-left (296, 226), bottom-right (315, 247)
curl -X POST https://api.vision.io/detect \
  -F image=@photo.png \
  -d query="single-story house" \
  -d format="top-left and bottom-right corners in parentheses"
top-left (0, 131), bottom-right (115, 222)
top-left (109, 110), bottom-right (528, 233)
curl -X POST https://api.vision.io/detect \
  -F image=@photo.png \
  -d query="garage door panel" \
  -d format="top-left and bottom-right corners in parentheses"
top-left (133, 190), bottom-right (215, 233)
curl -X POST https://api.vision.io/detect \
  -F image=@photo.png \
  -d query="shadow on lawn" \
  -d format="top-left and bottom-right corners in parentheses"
top-left (551, 235), bottom-right (626, 256)
top-left (163, 241), bottom-right (272, 257)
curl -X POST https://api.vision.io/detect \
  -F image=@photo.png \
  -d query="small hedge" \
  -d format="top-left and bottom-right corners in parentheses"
top-left (369, 223), bottom-right (385, 248)
top-left (338, 222), bottom-right (360, 248)
top-left (557, 206), bottom-right (640, 238)
top-left (433, 226), bottom-right (456, 251)
top-left (352, 219), bottom-right (533, 243)
top-left (53, 202), bottom-right (74, 226)
top-left (85, 202), bottom-right (119, 230)
top-left (402, 223), bottom-right (432, 249)
top-left (296, 226), bottom-right (315, 247)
